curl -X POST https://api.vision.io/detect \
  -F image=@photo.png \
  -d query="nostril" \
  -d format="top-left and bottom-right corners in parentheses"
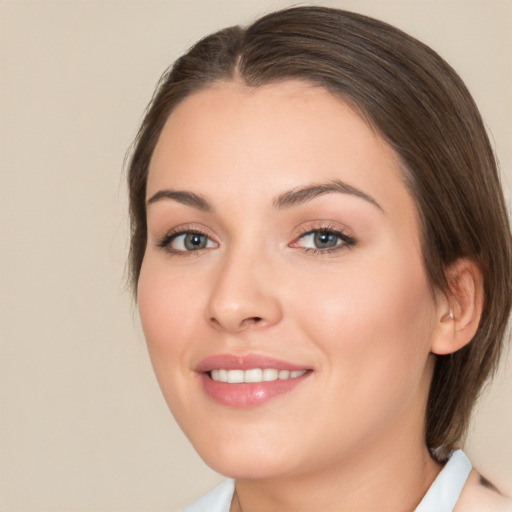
top-left (208, 316), bottom-right (261, 327)
top-left (211, 315), bottom-right (265, 331)
top-left (237, 316), bottom-right (264, 329)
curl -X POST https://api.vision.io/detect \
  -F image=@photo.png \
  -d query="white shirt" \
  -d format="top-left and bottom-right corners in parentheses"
top-left (182, 449), bottom-right (472, 512)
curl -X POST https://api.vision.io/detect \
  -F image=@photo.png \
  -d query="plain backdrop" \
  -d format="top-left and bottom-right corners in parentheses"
top-left (1, 0), bottom-right (511, 510)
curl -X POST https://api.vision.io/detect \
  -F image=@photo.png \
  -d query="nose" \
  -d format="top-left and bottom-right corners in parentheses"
top-left (206, 251), bottom-right (283, 333)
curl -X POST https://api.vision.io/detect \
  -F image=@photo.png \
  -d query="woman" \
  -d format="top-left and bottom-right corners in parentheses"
top-left (126, 6), bottom-right (512, 511)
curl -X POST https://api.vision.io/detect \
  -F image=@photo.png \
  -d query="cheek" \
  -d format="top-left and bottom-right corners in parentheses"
top-left (137, 257), bottom-right (205, 380)
top-left (284, 253), bottom-right (437, 454)
top-left (291, 248), bottom-right (436, 386)
top-left (137, 257), bottom-right (218, 429)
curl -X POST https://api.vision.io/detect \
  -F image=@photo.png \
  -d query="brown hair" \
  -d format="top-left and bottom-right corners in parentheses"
top-left (126, 6), bottom-right (512, 460)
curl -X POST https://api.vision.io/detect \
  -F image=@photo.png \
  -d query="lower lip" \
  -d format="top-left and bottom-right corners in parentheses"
top-left (199, 372), bottom-right (310, 408)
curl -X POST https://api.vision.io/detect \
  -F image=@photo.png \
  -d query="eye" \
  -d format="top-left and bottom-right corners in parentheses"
top-left (301, 231), bottom-right (340, 249)
top-left (158, 230), bottom-right (218, 254)
top-left (292, 227), bottom-right (356, 253)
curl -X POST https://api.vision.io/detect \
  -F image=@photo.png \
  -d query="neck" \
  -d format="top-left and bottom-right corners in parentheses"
top-left (232, 430), bottom-right (441, 512)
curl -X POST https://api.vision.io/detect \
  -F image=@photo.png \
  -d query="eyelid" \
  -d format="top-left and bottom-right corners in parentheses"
top-left (290, 222), bottom-right (357, 253)
top-left (156, 225), bottom-right (219, 254)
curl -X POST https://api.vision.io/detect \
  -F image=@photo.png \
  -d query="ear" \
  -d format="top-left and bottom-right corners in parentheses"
top-left (431, 258), bottom-right (484, 355)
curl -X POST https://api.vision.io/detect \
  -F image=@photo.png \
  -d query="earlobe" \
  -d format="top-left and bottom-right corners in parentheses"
top-left (431, 258), bottom-right (484, 356)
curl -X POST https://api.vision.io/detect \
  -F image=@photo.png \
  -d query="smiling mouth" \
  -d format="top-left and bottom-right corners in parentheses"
top-left (196, 354), bottom-right (312, 407)
top-left (209, 368), bottom-right (308, 383)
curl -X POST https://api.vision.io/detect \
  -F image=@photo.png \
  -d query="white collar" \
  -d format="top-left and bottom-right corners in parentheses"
top-left (414, 450), bottom-right (472, 512)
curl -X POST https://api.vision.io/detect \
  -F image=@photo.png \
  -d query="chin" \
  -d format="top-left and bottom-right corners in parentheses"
top-left (203, 453), bottom-right (293, 480)
top-left (187, 426), bottom-right (302, 480)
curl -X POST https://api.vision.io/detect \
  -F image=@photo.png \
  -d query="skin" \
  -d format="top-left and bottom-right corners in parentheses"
top-left (138, 80), bottom-right (490, 511)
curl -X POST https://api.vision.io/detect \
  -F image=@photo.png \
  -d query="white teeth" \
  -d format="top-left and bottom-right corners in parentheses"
top-left (263, 368), bottom-right (278, 381)
top-left (278, 370), bottom-right (290, 380)
top-left (244, 368), bottom-right (263, 383)
top-left (210, 368), bottom-right (307, 383)
top-left (227, 369), bottom-right (244, 383)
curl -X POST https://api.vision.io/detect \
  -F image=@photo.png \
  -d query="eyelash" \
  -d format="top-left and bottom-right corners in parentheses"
top-left (292, 224), bottom-right (357, 255)
top-left (157, 227), bottom-right (217, 256)
top-left (156, 224), bottom-right (356, 256)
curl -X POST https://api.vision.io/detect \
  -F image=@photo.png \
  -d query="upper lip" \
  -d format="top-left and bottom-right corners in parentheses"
top-left (195, 353), bottom-right (311, 373)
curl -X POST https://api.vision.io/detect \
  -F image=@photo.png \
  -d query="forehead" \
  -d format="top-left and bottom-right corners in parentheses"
top-left (147, 80), bottom-right (412, 217)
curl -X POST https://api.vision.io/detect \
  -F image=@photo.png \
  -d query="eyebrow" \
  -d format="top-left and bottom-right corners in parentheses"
top-left (146, 179), bottom-right (382, 213)
top-left (273, 179), bottom-right (383, 211)
top-left (146, 190), bottom-right (212, 211)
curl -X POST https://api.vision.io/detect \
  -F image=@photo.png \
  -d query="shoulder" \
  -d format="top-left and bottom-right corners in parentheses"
top-left (455, 469), bottom-right (512, 512)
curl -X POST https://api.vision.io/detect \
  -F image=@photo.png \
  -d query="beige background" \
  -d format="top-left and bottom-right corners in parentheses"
top-left (1, 0), bottom-right (511, 510)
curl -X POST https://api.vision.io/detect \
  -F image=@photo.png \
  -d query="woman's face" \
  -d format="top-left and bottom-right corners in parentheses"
top-left (138, 81), bottom-right (441, 479)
